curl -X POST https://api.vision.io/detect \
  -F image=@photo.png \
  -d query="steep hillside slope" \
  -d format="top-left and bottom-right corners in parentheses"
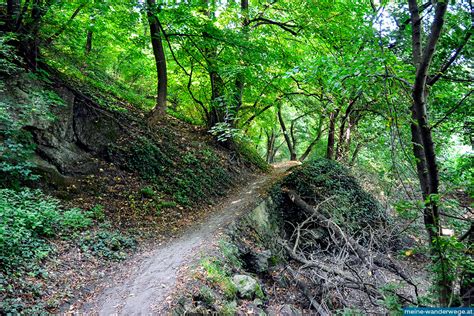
top-left (0, 66), bottom-right (267, 313)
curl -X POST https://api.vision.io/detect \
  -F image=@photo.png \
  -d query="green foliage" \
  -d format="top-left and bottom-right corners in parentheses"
top-left (0, 110), bottom-right (38, 187)
top-left (197, 286), bottom-right (216, 306)
top-left (0, 72), bottom-right (64, 187)
top-left (235, 140), bottom-right (270, 172)
top-left (61, 208), bottom-right (93, 231)
top-left (219, 300), bottom-right (238, 315)
top-left (115, 135), bottom-right (233, 206)
top-left (0, 188), bottom-right (133, 314)
top-left (154, 200), bottom-right (177, 215)
top-left (140, 186), bottom-right (156, 199)
top-left (431, 236), bottom-right (474, 291)
top-left (201, 258), bottom-right (238, 300)
top-left (79, 230), bottom-right (136, 261)
top-left (340, 309), bottom-right (365, 316)
top-left (117, 136), bottom-right (173, 181)
top-left (394, 200), bottom-right (424, 221)
top-left (218, 239), bottom-right (242, 269)
top-left (209, 122), bottom-right (243, 143)
top-left (0, 188), bottom-right (92, 271)
top-left (0, 34), bottom-right (22, 76)
top-left (380, 283), bottom-right (403, 315)
top-left (441, 153), bottom-right (474, 197)
top-left (89, 204), bottom-right (106, 222)
top-left (0, 0), bottom-right (471, 311)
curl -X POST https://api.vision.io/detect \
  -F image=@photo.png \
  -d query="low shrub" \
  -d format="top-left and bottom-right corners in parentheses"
top-left (79, 230), bottom-right (136, 261)
top-left (0, 188), bottom-right (93, 271)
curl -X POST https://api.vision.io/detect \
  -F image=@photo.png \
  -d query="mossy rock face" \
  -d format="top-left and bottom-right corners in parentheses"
top-left (279, 159), bottom-right (387, 236)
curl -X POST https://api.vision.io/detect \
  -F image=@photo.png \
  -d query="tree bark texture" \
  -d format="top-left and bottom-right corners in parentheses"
top-left (146, 0), bottom-right (167, 124)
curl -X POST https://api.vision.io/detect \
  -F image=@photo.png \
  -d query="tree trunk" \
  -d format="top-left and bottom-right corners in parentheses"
top-left (326, 109), bottom-right (339, 160)
top-left (300, 115), bottom-right (324, 161)
top-left (7, 0), bottom-right (52, 70)
top-left (408, 0), bottom-right (452, 306)
top-left (208, 67), bottom-right (226, 128)
top-left (336, 119), bottom-right (352, 161)
top-left (266, 130), bottom-right (276, 163)
top-left (5, 0), bottom-right (20, 31)
top-left (146, 0), bottom-right (167, 125)
top-left (85, 30), bottom-right (93, 54)
top-left (232, 0), bottom-right (249, 124)
top-left (278, 108), bottom-right (297, 161)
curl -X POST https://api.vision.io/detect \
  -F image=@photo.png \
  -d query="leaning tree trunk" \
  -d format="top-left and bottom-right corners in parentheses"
top-left (146, 0), bottom-right (167, 125)
top-left (278, 108), bottom-right (297, 161)
top-left (300, 116), bottom-right (324, 161)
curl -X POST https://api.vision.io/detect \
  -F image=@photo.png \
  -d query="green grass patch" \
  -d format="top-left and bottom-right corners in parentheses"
top-left (201, 258), bottom-right (238, 300)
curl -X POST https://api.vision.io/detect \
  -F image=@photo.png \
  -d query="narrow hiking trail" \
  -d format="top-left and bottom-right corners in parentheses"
top-left (76, 162), bottom-right (299, 315)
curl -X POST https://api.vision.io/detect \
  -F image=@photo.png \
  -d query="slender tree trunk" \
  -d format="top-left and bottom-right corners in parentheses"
top-left (349, 143), bottom-right (362, 167)
top-left (278, 108), bottom-right (297, 160)
top-left (266, 130), bottom-right (276, 163)
top-left (300, 116), bottom-right (324, 161)
top-left (80, 13), bottom-right (94, 73)
top-left (146, 0), bottom-right (167, 124)
top-left (326, 109), bottom-right (339, 160)
top-left (336, 119), bottom-right (351, 161)
top-left (85, 11), bottom-right (94, 56)
top-left (85, 30), bottom-right (93, 54)
top-left (201, 0), bottom-right (226, 129)
top-left (5, 0), bottom-right (20, 31)
top-left (408, 0), bottom-right (452, 306)
top-left (232, 0), bottom-right (249, 125)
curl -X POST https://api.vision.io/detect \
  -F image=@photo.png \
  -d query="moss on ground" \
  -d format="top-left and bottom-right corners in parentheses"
top-left (109, 125), bottom-right (269, 208)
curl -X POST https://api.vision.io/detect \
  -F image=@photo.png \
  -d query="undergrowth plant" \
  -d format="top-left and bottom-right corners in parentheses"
top-left (0, 188), bottom-right (135, 314)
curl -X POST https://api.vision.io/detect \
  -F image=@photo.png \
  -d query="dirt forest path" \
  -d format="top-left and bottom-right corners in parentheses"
top-left (78, 161), bottom-right (299, 316)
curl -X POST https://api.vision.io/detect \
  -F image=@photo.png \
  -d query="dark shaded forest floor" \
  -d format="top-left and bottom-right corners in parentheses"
top-left (63, 161), bottom-right (298, 314)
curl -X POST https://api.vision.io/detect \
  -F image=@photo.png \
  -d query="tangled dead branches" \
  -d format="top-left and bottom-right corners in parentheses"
top-left (278, 189), bottom-right (422, 314)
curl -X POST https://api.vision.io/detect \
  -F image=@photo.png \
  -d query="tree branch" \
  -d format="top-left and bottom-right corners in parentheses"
top-left (428, 29), bottom-right (473, 86)
top-left (44, 2), bottom-right (87, 45)
top-left (431, 90), bottom-right (473, 130)
top-left (249, 17), bottom-right (300, 35)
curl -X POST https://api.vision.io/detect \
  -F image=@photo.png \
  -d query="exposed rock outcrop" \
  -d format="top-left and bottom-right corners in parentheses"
top-left (1, 73), bottom-right (126, 180)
